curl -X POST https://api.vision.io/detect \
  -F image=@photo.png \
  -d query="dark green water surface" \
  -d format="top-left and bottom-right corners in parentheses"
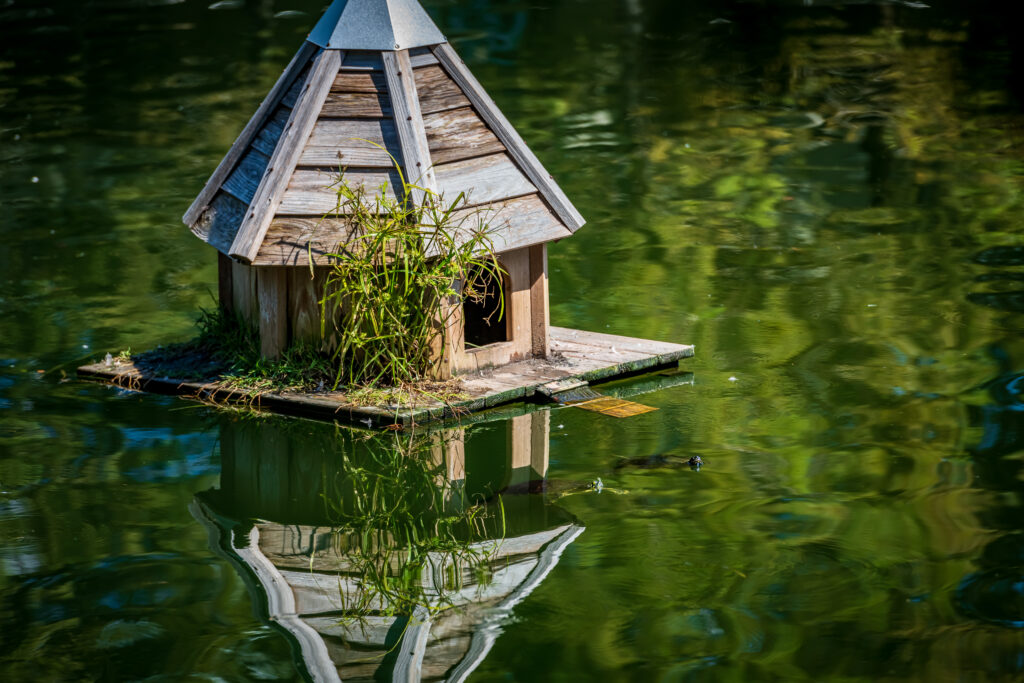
top-left (3, 0), bottom-right (1024, 680)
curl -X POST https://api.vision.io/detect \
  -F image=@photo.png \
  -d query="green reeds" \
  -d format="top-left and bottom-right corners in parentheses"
top-left (319, 158), bottom-right (504, 388)
top-left (322, 429), bottom-right (504, 621)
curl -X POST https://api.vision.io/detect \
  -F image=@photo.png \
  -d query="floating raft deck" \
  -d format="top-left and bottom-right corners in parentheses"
top-left (78, 327), bottom-right (693, 426)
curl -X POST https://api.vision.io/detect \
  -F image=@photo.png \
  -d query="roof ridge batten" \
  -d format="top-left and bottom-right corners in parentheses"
top-left (307, 0), bottom-right (446, 51)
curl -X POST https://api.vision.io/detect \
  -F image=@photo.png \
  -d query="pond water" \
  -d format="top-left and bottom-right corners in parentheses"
top-left (3, 0), bottom-right (1024, 679)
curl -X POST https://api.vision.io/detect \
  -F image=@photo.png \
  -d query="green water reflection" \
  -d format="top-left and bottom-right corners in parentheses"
top-left (3, 0), bottom-right (1024, 679)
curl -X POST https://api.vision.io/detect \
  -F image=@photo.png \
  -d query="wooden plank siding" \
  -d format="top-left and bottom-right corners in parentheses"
top-left (300, 119), bottom-right (401, 167)
top-left (431, 43), bottom-right (585, 232)
top-left (341, 51), bottom-right (383, 71)
top-left (332, 71), bottom-right (388, 93)
top-left (229, 49), bottom-right (344, 264)
top-left (254, 216), bottom-right (355, 266)
top-left (218, 252), bottom-right (234, 315)
top-left (191, 191), bottom-right (248, 254)
top-left (415, 66), bottom-right (471, 115)
top-left (320, 91), bottom-right (392, 118)
top-left (277, 152), bottom-right (532, 216)
top-left (422, 107), bottom-right (505, 164)
top-left (450, 194), bottom-right (570, 263)
top-left (231, 260), bottom-right (258, 324)
top-left (188, 45), bottom-right (579, 269)
top-left (221, 148), bottom-right (271, 205)
top-left (249, 108), bottom-right (293, 157)
top-left (183, 42), bottom-right (318, 227)
top-left (254, 193), bottom-right (568, 266)
top-left (409, 47), bottom-right (439, 68)
top-left (257, 267), bottom-right (288, 358)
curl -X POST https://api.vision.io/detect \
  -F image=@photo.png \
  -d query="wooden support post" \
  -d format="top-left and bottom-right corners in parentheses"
top-left (231, 260), bottom-right (258, 326)
top-left (530, 409), bottom-right (550, 478)
top-left (504, 248), bottom-right (532, 360)
top-left (529, 243), bottom-right (549, 358)
top-left (257, 267), bottom-right (288, 359)
top-left (287, 268), bottom-right (321, 346)
top-left (429, 288), bottom-right (459, 380)
top-left (507, 413), bottom-right (533, 488)
top-left (218, 251), bottom-right (235, 316)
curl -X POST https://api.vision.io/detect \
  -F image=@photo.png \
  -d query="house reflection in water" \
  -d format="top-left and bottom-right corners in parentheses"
top-left (191, 410), bottom-right (583, 681)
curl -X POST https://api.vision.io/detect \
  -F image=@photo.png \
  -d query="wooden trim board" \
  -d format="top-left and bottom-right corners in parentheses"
top-left (382, 50), bottom-right (437, 197)
top-left (229, 49), bottom-right (343, 264)
top-left (77, 328), bottom-right (693, 426)
top-left (431, 43), bottom-right (585, 232)
top-left (184, 41), bottom-right (318, 227)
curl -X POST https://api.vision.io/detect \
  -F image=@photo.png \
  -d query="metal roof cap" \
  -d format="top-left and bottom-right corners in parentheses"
top-left (307, 0), bottom-right (446, 51)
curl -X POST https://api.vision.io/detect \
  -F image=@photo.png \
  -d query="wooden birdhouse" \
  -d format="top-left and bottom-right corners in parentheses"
top-left (183, 0), bottom-right (585, 377)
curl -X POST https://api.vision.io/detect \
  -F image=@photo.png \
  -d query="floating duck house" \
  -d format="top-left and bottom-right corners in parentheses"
top-left (78, 0), bottom-right (693, 423)
top-left (184, 0), bottom-right (585, 375)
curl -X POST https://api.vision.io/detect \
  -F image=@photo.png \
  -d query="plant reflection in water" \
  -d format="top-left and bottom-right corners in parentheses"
top-left (192, 410), bottom-right (583, 681)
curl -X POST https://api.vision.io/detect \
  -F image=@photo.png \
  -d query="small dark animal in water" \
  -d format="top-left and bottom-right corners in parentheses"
top-left (614, 454), bottom-right (685, 470)
top-left (613, 453), bottom-right (706, 471)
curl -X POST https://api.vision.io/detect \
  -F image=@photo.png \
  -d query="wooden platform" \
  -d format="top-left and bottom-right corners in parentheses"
top-left (77, 327), bottom-right (693, 426)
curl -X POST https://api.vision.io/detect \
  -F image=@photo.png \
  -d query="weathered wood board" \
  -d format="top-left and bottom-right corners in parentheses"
top-left (278, 151), bottom-right (534, 216)
top-left (77, 328), bottom-right (693, 426)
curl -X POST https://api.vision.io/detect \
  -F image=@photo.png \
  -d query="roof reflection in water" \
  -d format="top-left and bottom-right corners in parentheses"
top-left (191, 410), bottom-right (582, 681)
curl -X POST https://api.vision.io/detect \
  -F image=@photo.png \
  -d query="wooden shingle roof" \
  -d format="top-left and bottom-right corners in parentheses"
top-left (183, 0), bottom-right (585, 266)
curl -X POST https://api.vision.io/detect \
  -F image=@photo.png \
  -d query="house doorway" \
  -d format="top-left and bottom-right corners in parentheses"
top-left (463, 264), bottom-right (509, 348)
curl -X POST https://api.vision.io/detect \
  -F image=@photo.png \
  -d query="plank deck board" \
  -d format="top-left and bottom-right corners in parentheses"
top-left (77, 328), bottom-right (693, 426)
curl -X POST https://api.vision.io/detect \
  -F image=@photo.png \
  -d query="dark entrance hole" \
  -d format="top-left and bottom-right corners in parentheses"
top-left (463, 265), bottom-right (509, 348)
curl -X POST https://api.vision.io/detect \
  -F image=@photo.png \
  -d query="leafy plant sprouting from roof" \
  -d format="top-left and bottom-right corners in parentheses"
top-left (321, 428), bottom-right (505, 626)
top-left (318, 151), bottom-right (505, 388)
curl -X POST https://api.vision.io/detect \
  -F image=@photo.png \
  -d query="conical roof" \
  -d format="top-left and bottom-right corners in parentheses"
top-left (183, 0), bottom-right (584, 266)
top-left (307, 0), bottom-right (445, 51)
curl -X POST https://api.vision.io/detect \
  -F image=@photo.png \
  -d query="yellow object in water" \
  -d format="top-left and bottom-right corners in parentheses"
top-left (571, 396), bottom-right (657, 418)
